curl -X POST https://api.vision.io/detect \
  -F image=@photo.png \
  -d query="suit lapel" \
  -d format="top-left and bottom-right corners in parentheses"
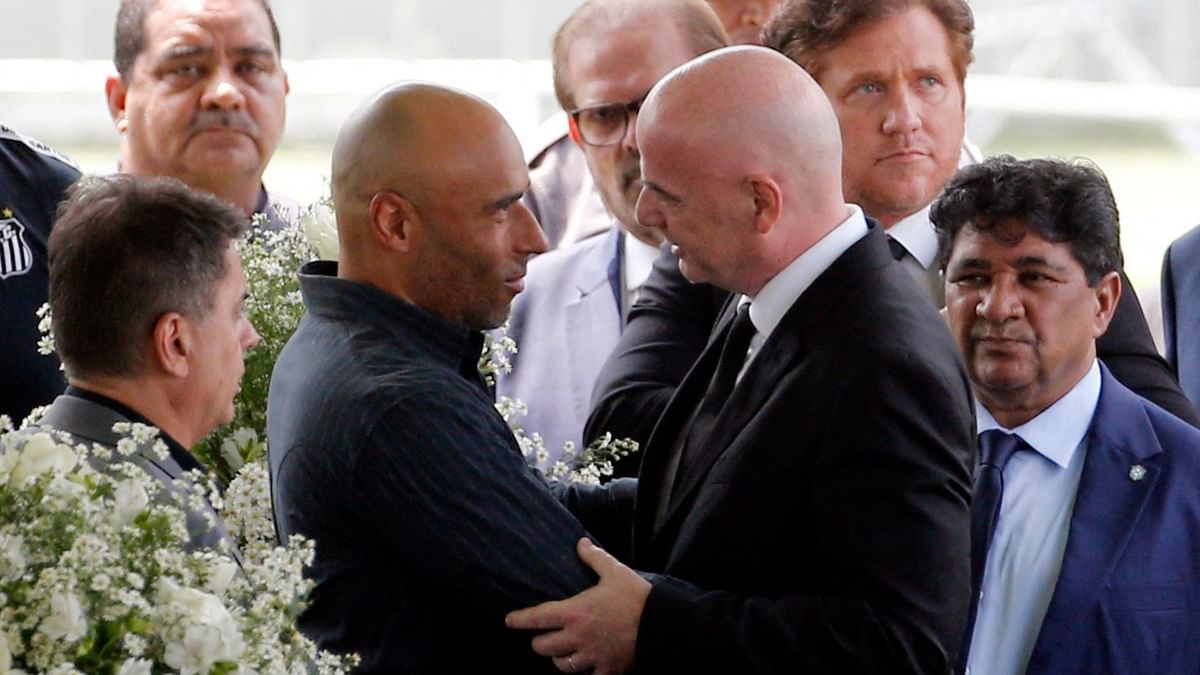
top-left (41, 394), bottom-right (187, 480)
top-left (565, 230), bottom-right (623, 425)
top-left (1027, 370), bottom-right (1164, 670)
top-left (633, 300), bottom-right (734, 560)
top-left (647, 229), bottom-right (884, 555)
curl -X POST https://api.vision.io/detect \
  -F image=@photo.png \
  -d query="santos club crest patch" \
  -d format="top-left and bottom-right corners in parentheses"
top-left (0, 213), bottom-right (33, 279)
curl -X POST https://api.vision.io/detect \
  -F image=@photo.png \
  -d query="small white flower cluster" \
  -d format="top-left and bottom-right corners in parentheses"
top-left (0, 422), bottom-right (357, 674)
top-left (480, 322), bottom-right (519, 388)
top-left (496, 392), bottom-right (639, 485)
top-left (33, 304), bottom-right (54, 358)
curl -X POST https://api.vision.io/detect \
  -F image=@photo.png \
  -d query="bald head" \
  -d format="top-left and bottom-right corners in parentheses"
top-left (636, 46), bottom-right (847, 294)
top-left (333, 83), bottom-right (514, 239)
top-left (330, 82), bottom-right (546, 329)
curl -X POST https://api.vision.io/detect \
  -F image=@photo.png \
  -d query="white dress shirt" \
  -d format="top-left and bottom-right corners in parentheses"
top-left (739, 204), bottom-right (869, 373)
top-left (966, 360), bottom-right (1102, 675)
top-left (886, 203), bottom-right (939, 280)
top-left (621, 230), bottom-right (661, 311)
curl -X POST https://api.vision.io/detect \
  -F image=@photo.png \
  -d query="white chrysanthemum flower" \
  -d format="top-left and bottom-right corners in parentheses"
top-left (113, 477), bottom-right (151, 526)
top-left (116, 658), bottom-right (153, 675)
top-left (204, 558), bottom-right (239, 596)
top-left (10, 433), bottom-right (77, 484)
top-left (0, 534), bottom-right (26, 580)
top-left (115, 437), bottom-right (138, 457)
top-left (0, 626), bottom-right (10, 672)
top-left (90, 573), bottom-right (112, 593)
top-left (37, 591), bottom-right (87, 643)
top-left (122, 632), bottom-right (147, 657)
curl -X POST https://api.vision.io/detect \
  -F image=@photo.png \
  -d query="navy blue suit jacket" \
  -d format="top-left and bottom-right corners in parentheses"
top-left (1021, 366), bottom-right (1200, 674)
top-left (1161, 224), bottom-right (1200, 408)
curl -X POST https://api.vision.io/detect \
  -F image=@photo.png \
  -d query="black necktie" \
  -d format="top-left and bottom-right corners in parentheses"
top-left (704, 303), bottom-right (755, 411)
top-left (676, 303), bottom-right (755, 482)
top-left (957, 430), bottom-right (1028, 672)
top-left (887, 235), bottom-right (907, 261)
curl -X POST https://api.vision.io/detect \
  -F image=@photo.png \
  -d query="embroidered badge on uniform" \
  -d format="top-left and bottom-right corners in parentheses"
top-left (0, 211), bottom-right (34, 279)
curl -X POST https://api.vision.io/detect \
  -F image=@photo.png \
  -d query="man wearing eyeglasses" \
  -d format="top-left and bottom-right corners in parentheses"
top-left (493, 0), bottom-right (727, 467)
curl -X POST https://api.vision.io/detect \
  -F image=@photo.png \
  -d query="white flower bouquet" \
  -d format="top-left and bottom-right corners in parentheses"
top-left (0, 415), bottom-right (357, 674)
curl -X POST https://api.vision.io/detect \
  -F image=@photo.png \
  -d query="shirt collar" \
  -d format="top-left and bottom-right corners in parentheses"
top-left (297, 260), bottom-right (484, 383)
top-left (621, 230), bottom-right (661, 296)
top-left (63, 385), bottom-right (204, 475)
top-left (975, 359), bottom-right (1102, 469)
top-left (747, 204), bottom-right (868, 340)
top-left (884, 204), bottom-right (938, 271)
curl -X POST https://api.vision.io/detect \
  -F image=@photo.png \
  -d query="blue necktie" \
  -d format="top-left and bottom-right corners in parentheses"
top-left (887, 235), bottom-right (907, 261)
top-left (957, 429), bottom-right (1028, 672)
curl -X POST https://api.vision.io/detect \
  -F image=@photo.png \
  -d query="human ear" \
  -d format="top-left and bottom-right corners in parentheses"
top-left (368, 191), bottom-right (420, 253)
top-left (105, 74), bottom-right (129, 133)
top-left (1090, 270), bottom-right (1122, 337)
top-left (152, 312), bottom-right (191, 379)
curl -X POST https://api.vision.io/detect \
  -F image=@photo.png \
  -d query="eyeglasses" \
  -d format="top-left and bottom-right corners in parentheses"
top-left (568, 93), bottom-right (648, 147)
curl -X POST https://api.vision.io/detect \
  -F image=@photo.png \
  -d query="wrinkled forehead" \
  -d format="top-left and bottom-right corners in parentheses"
top-left (142, 0), bottom-right (278, 56)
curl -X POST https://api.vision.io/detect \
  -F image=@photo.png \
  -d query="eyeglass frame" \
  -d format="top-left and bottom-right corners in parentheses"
top-left (567, 92), bottom-right (650, 147)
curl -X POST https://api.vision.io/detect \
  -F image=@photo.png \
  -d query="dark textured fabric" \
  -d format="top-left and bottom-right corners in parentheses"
top-left (677, 302), bottom-right (754, 486)
top-left (267, 261), bottom-right (634, 674)
top-left (0, 126), bottom-right (80, 424)
top-left (886, 234), bottom-right (908, 261)
top-left (632, 225), bottom-right (976, 673)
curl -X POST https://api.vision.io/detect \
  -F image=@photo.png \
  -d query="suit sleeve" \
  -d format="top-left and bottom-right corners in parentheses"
top-left (634, 347), bottom-right (975, 674)
top-left (585, 246), bottom-right (727, 465)
top-left (1099, 271), bottom-right (1200, 427)
top-left (347, 388), bottom-right (600, 614)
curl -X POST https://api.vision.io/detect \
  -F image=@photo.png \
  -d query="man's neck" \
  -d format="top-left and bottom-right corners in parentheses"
top-left (67, 376), bottom-right (197, 448)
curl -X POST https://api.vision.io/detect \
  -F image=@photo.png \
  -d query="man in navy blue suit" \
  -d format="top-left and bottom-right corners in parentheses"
top-left (936, 156), bottom-right (1200, 674)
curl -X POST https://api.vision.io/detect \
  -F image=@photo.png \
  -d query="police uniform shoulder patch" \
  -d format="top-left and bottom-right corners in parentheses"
top-left (0, 213), bottom-right (34, 279)
top-left (0, 125), bottom-right (80, 171)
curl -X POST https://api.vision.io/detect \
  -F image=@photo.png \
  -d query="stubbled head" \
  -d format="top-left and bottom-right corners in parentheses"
top-left (331, 82), bottom-right (547, 331)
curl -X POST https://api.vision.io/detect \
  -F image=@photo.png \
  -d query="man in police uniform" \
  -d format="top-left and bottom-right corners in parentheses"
top-left (0, 125), bottom-right (80, 424)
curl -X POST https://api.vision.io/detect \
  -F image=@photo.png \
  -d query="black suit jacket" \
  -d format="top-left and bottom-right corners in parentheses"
top-left (631, 226), bottom-right (976, 673)
top-left (589, 241), bottom-right (1200, 449)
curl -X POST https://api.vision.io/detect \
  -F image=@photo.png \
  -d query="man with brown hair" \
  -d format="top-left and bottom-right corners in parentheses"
top-left (35, 174), bottom-right (258, 554)
top-left (105, 0), bottom-right (295, 229)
